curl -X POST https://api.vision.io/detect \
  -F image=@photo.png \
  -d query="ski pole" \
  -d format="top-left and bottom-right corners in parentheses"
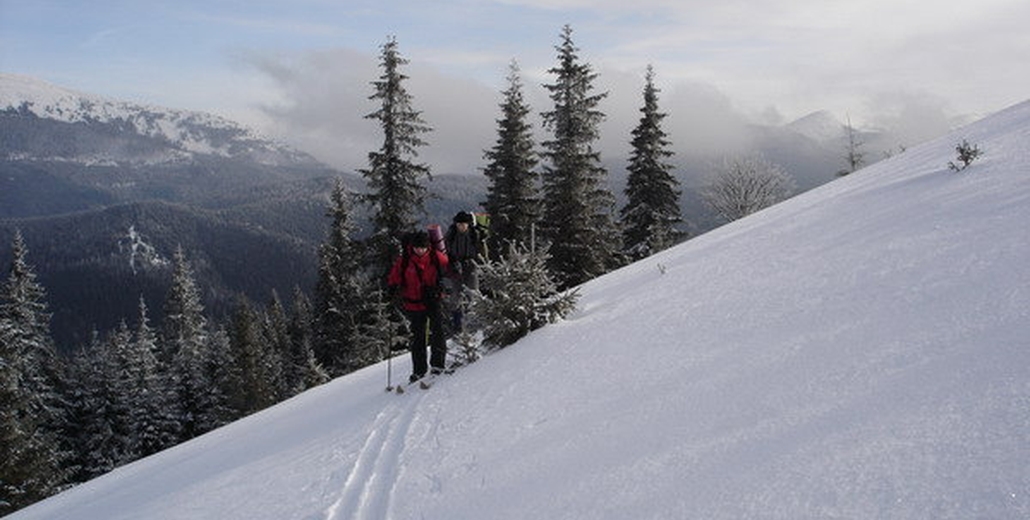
top-left (385, 344), bottom-right (394, 392)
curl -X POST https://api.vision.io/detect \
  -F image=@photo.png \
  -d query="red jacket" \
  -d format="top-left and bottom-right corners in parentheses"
top-left (387, 246), bottom-right (450, 311)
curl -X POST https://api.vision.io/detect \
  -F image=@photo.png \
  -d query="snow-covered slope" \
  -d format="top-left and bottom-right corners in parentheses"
top-left (12, 101), bottom-right (1030, 519)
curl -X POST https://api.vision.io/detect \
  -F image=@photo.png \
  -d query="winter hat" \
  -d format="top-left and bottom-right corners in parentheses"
top-left (454, 211), bottom-right (474, 224)
top-left (408, 231), bottom-right (430, 248)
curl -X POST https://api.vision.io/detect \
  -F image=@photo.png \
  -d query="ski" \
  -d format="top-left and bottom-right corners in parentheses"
top-left (419, 370), bottom-right (444, 389)
top-left (393, 372), bottom-right (437, 394)
top-left (395, 376), bottom-right (427, 394)
top-left (396, 366), bottom-right (460, 393)
top-left (392, 345), bottom-right (473, 395)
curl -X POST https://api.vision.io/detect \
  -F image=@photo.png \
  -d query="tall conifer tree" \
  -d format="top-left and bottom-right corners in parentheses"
top-left (72, 326), bottom-right (133, 480)
top-left (540, 25), bottom-right (620, 288)
top-left (202, 326), bottom-right (237, 428)
top-left (228, 296), bottom-right (281, 414)
top-left (163, 246), bottom-right (219, 440)
top-left (261, 291), bottom-right (293, 399)
top-left (483, 60), bottom-right (540, 256)
top-left (285, 288), bottom-right (328, 393)
top-left (348, 286), bottom-right (405, 371)
top-left (127, 297), bottom-right (179, 458)
top-left (359, 36), bottom-right (433, 273)
top-left (0, 231), bottom-right (66, 513)
top-left (314, 181), bottom-right (377, 376)
top-left (620, 65), bottom-right (684, 259)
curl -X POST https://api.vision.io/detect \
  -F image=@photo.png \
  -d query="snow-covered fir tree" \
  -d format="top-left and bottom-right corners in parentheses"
top-left (620, 65), bottom-right (684, 260)
top-left (0, 231), bottom-right (67, 514)
top-left (203, 326), bottom-right (237, 428)
top-left (68, 302), bottom-right (181, 480)
top-left (540, 25), bottom-right (621, 288)
top-left (126, 297), bottom-right (179, 458)
top-left (349, 285), bottom-right (408, 369)
top-left (473, 243), bottom-right (579, 349)
top-left (259, 292), bottom-right (290, 400)
top-left (163, 246), bottom-right (221, 440)
top-left (228, 296), bottom-right (283, 414)
top-left (359, 36), bottom-right (433, 273)
top-left (284, 288), bottom-right (328, 394)
top-left (69, 326), bottom-right (134, 481)
top-left (314, 181), bottom-right (385, 376)
top-left (482, 60), bottom-right (541, 257)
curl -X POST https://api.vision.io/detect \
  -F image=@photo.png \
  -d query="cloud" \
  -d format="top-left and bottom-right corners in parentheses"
top-left (246, 45), bottom-right (786, 177)
top-left (554, 0), bottom-right (1029, 125)
top-left (243, 48), bottom-right (376, 171)
top-left (593, 66), bottom-right (751, 161)
top-left (863, 92), bottom-right (967, 147)
top-left (237, 0), bottom-right (1027, 178)
top-left (246, 46), bottom-right (500, 175)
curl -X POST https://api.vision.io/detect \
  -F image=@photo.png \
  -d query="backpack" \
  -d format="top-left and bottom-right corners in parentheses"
top-left (470, 212), bottom-right (490, 260)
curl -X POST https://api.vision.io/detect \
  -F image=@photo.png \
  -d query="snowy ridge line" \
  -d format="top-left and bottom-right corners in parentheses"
top-left (0, 73), bottom-right (241, 132)
top-left (0, 73), bottom-right (303, 161)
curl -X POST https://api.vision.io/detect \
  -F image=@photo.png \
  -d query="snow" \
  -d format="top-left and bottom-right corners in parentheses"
top-left (0, 73), bottom-right (278, 159)
top-left (11, 100), bottom-right (1030, 519)
top-left (120, 225), bottom-right (169, 275)
top-left (785, 109), bottom-right (845, 142)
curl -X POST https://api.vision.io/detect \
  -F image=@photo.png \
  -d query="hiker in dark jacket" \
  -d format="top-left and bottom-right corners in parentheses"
top-left (387, 231), bottom-right (450, 382)
top-left (444, 211), bottom-right (486, 332)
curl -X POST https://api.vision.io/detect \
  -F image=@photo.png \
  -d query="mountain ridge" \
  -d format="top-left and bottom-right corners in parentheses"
top-left (1, 73), bottom-right (312, 166)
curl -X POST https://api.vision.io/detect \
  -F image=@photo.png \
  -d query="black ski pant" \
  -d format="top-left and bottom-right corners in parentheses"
top-left (405, 305), bottom-right (447, 377)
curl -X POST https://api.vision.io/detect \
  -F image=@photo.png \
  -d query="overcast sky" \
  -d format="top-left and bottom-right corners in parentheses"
top-left (2, 0), bottom-right (1028, 174)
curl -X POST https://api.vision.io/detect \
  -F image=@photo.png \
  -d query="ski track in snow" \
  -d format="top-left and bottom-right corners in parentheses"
top-left (324, 389), bottom-right (426, 520)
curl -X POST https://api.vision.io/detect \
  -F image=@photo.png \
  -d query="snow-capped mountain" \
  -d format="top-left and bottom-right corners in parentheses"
top-left (0, 74), bottom-right (353, 348)
top-left (1, 73), bottom-right (345, 220)
top-left (784, 109), bottom-right (847, 142)
top-left (0, 73), bottom-right (314, 167)
top-left (11, 99), bottom-right (1029, 519)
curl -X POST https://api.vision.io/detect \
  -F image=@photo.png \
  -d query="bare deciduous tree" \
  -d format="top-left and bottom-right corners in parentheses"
top-left (702, 156), bottom-right (796, 223)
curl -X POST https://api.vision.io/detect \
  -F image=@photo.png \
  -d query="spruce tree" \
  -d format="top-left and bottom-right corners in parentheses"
top-left (127, 297), bottom-right (179, 458)
top-left (228, 297), bottom-right (280, 414)
top-left (473, 243), bottom-right (579, 350)
top-left (0, 231), bottom-right (67, 513)
top-left (359, 36), bottom-right (433, 273)
top-left (285, 288), bottom-right (328, 393)
top-left (314, 181), bottom-right (376, 376)
top-left (540, 25), bottom-right (620, 288)
top-left (72, 326), bottom-right (133, 480)
top-left (259, 292), bottom-right (289, 401)
top-left (202, 326), bottom-right (237, 428)
top-left (482, 60), bottom-right (540, 256)
top-left (349, 285), bottom-right (407, 370)
top-left (620, 65), bottom-right (684, 260)
top-left (69, 311), bottom-right (175, 479)
top-left (163, 246), bottom-right (217, 440)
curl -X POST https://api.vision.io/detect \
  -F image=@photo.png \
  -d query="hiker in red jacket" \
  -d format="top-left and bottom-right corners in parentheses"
top-left (387, 231), bottom-right (450, 383)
